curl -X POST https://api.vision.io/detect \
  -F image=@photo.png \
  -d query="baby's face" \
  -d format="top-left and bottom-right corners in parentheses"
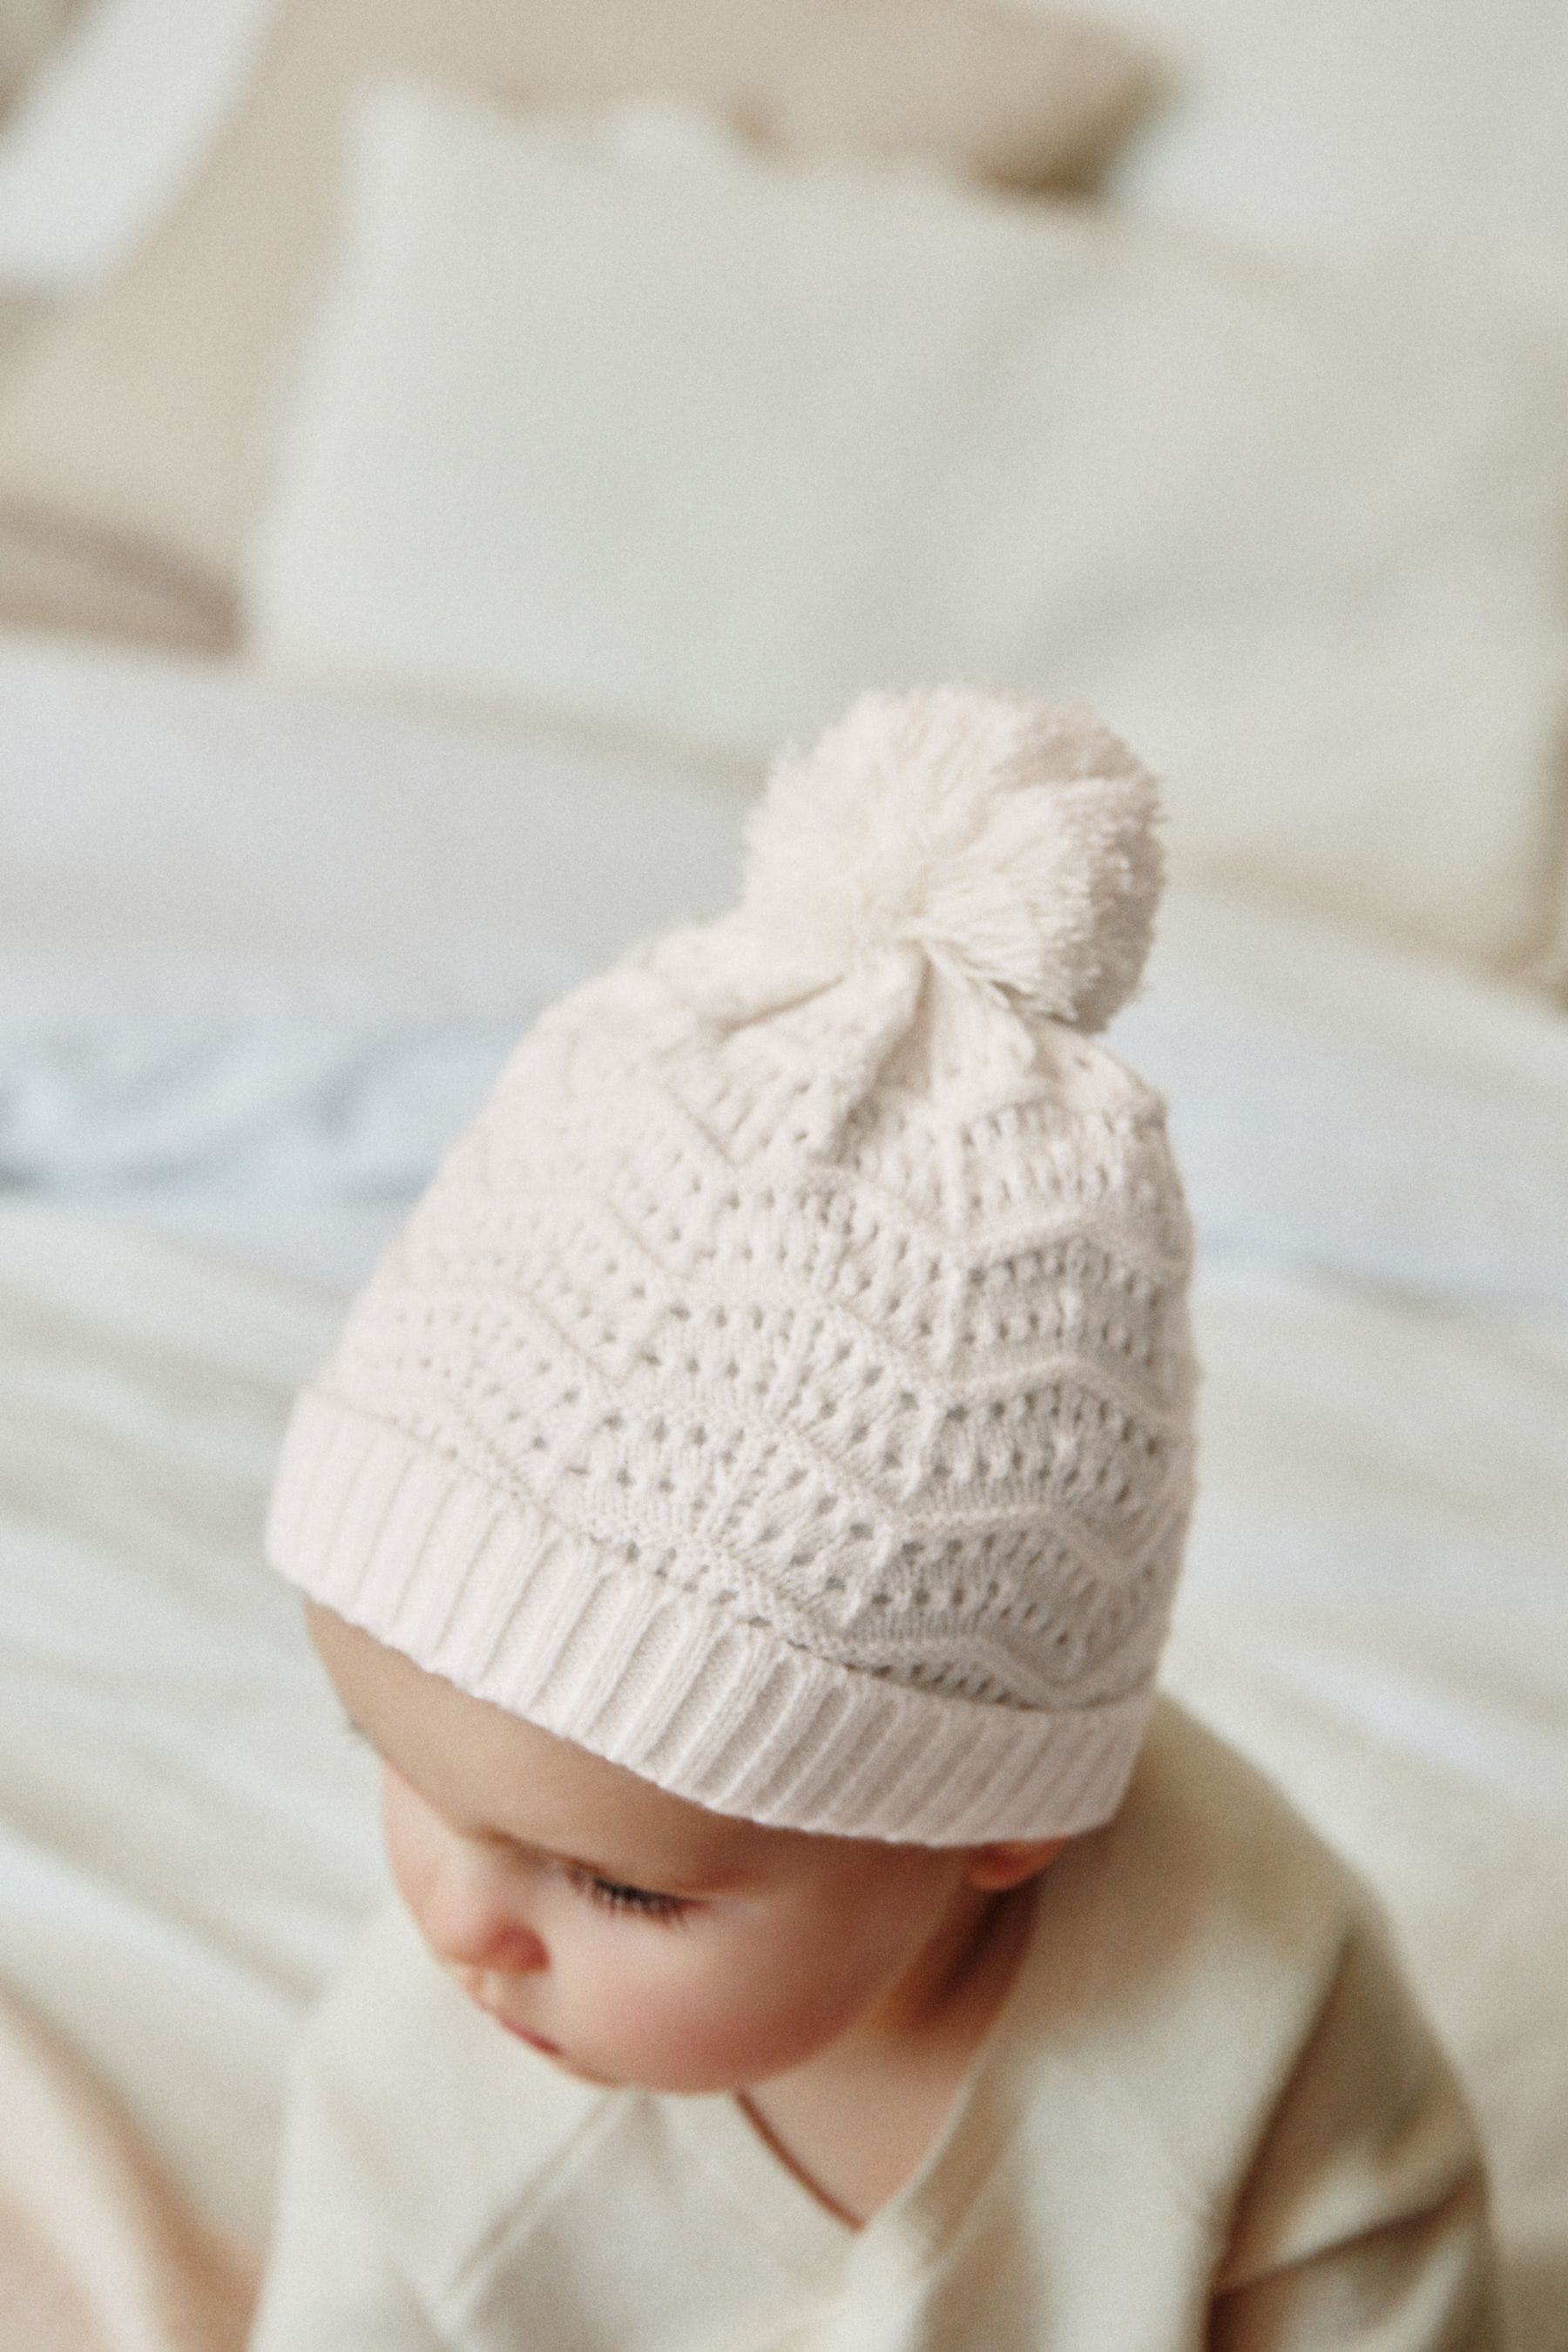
top-left (308, 1600), bottom-right (1059, 2095)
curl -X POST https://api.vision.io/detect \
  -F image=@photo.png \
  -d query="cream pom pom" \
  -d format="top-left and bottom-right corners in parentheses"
top-left (740, 687), bottom-right (1164, 1034)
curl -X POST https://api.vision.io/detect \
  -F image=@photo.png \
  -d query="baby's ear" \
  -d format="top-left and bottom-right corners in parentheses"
top-left (963, 1836), bottom-right (1072, 1892)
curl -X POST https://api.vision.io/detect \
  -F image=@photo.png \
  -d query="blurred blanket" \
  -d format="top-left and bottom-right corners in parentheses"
top-left (0, 1983), bottom-right (254, 2351)
top-left (3, 885), bottom-right (1565, 1303)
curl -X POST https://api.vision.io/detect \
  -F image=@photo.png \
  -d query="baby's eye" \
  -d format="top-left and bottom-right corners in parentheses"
top-left (573, 1870), bottom-right (689, 1925)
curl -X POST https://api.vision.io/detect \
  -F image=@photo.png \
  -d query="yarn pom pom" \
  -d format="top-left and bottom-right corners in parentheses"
top-left (740, 688), bottom-right (1163, 1033)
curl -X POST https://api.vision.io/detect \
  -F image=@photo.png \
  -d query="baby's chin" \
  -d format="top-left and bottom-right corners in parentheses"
top-left (531, 2046), bottom-right (622, 2089)
top-left (470, 1985), bottom-right (808, 2097)
top-left (480, 2005), bottom-right (658, 2090)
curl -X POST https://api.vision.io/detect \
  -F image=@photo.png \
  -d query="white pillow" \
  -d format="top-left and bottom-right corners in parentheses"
top-left (1098, 0), bottom-right (1568, 259)
top-left (248, 88), bottom-right (1568, 979)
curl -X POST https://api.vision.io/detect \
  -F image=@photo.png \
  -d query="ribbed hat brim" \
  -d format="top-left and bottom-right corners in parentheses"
top-left (267, 1385), bottom-right (1155, 1846)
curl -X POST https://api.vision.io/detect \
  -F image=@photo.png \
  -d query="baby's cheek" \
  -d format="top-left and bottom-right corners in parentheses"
top-left (546, 1936), bottom-right (742, 2087)
top-left (380, 1772), bottom-right (440, 1920)
top-left (590, 1928), bottom-right (868, 2090)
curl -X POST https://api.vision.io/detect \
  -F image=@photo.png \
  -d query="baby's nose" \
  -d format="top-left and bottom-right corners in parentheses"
top-left (423, 1848), bottom-right (548, 1975)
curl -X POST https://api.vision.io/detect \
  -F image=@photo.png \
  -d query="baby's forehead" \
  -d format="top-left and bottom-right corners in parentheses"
top-left (306, 1597), bottom-right (828, 1892)
top-left (484, 1705), bottom-right (780, 1891)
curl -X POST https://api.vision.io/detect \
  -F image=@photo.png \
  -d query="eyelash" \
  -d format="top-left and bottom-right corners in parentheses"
top-left (573, 1871), bottom-right (690, 1926)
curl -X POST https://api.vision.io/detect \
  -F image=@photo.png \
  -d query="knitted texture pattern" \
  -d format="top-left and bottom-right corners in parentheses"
top-left (267, 689), bottom-right (1198, 1842)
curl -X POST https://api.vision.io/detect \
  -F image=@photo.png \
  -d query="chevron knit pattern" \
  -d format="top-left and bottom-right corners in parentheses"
top-left (267, 690), bottom-right (1198, 1843)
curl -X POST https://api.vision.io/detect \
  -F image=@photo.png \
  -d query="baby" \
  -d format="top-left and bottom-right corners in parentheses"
top-left (250, 690), bottom-right (1499, 2349)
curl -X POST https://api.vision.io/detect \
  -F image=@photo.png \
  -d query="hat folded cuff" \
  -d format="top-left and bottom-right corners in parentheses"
top-left (267, 1386), bottom-right (1153, 1846)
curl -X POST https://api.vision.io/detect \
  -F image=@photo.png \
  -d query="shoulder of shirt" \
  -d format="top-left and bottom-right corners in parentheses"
top-left (997, 1693), bottom-right (1406, 2212)
top-left (291, 1898), bottom-right (620, 2281)
top-left (1114, 1692), bottom-right (1384, 1957)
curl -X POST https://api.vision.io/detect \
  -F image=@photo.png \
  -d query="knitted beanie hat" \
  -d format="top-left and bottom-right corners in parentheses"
top-left (267, 689), bottom-right (1197, 1844)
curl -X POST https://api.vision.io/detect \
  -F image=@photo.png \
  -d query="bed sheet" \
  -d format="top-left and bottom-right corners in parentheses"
top-left (6, 876), bottom-right (1567, 1307)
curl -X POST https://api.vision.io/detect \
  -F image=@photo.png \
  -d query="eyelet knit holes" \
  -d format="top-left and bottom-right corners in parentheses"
top-left (310, 887), bottom-right (1193, 1745)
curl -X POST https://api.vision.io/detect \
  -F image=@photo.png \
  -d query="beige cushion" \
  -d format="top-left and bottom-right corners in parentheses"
top-left (0, 282), bottom-right (231, 650)
top-left (1542, 871), bottom-right (1568, 1000)
top-left (0, 0), bottom-right (81, 112)
top-left (0, 0), bottom-right (1152, 646)
top-left (0, 504), bottom-right (234, 651)
top-left (0, 282), bottom-right (46, 373)
top-left (249, 92), bottom-right (1568, 984)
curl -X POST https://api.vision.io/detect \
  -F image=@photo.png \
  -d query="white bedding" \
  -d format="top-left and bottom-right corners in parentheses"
top-left (6, 876), bottom-right (1568, 1306)
top-left (2, 635), bottom-right (1566, 2344)
top-left (5, 635), bottom-right (1566, 1299)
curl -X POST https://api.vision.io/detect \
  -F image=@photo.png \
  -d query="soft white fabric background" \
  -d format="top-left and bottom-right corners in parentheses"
top-left (248, 91), bottom-right (1568, 978)
top-left (10, 0), bottom-right (1568, 287)
top-left (6, 5), bottom-right (1568, 986)
top-left (6, 635), bottom-right (1566, 1301)
top-left (1098, 0), bottom-right (1568, 256)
